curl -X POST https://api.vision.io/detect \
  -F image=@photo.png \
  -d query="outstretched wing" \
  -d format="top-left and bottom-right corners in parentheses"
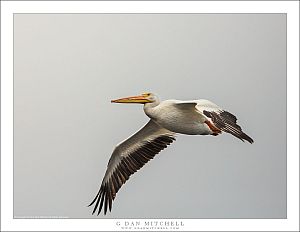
top-left (203, 110), bottom-right (253, 143)
top-left (195, 99), bottom-right (253, 143)
top-left (89, 120), bottom-right (176, 215)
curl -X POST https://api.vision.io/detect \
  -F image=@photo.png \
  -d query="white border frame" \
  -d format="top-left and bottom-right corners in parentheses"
top-left (1, 1), bottom-right (299, 231)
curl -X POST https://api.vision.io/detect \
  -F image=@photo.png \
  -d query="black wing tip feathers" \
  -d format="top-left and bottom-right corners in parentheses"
top-left (204, 110), bottom-right (253, 144)
top-left (88, 185), bottom-right (110, 216)
top-left (89, 134), bottom-right (175, 216)
top-left (241, 132), bottom-right (254, 144)
top-left (88, 197), bottom-right (98, 215)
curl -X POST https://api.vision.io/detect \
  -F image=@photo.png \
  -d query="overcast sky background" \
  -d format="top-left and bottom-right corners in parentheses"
top-left (14, 14), bottom-right (286, 218)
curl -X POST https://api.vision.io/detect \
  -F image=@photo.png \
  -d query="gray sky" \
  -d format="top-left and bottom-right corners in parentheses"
top-left (14, 14), bottom-right (286, 218)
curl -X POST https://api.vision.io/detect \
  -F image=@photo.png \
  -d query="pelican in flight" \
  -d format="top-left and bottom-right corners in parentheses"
top-left (89, 93), bottom-right (253, 215)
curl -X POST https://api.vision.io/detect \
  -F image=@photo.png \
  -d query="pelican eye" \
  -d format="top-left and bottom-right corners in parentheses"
top-left (142, 93), bottom-right (151, 97)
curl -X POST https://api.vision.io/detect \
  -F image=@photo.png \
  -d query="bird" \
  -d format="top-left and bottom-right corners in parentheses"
top-left (89, 92), bottom-right (253, 215)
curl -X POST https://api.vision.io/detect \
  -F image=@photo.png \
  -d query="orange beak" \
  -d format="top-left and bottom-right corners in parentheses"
top-left (111, 94), bottom-right (151, 104)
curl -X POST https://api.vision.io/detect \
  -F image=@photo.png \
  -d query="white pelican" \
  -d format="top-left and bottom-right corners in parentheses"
top-left (89, 93), bottom-right (253, 215)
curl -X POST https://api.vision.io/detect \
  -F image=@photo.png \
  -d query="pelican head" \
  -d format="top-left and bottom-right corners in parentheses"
top-left (111, 93), bottom-right (158, 104)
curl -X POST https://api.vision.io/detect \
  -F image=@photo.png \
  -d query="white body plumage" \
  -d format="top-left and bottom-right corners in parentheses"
top-left (89, 93), bottom-right (253, 215)
top-left (144, 99), bottom-right (220, 135)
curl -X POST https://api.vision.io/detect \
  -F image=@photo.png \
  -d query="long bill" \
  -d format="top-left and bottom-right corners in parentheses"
top-left (111, 95), bottom-right (151, 104)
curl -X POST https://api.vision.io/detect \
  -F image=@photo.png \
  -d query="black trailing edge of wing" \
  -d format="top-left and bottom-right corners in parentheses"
top-left (88, 135), bottom-right (176, 215)
top-left (203, 110), bottom-right (253, 144)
